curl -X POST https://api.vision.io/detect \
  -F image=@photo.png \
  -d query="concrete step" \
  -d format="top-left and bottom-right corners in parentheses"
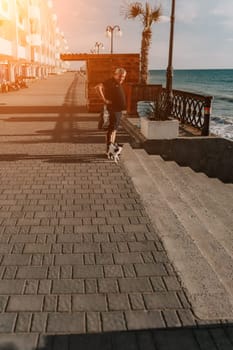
top-left (122, 144), bottom-right (233, 321)
top-left (169, 162), bottom-right (233, 229)
top-left (148, 155), bottom-right (233, 243)
top-left (135, 149), bottom-right (233, 296)
top-left (182, 166), bottom-right (233, 204)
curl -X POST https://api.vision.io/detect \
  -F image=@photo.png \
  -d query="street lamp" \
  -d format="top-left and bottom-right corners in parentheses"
top-left (105, 25), bottom-right (122, 54)
top-left (166, 0), bottom-right (176, 117)
top-left (94, 41), bottom-right (104, 54)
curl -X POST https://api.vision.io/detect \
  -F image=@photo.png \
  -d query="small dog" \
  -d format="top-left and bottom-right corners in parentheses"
top-left (107, 143), bottom-right (123, 163)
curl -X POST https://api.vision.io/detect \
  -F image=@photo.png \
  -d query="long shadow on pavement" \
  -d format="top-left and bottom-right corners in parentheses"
top-left (0, 325), bottom-right (232, 350)
top-left (38, 326), bottom-right (233, 350)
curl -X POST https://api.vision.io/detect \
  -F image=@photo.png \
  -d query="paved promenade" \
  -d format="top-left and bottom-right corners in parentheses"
top-left (0, 73), bottom-right (232, 349)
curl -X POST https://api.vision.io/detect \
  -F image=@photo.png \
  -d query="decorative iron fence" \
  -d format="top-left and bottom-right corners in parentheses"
top-left (160, 88), bottom-right (213, 136)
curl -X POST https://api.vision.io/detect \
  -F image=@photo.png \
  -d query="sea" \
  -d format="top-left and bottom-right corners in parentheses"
top-left (149, 69), bottom-right (233, 141)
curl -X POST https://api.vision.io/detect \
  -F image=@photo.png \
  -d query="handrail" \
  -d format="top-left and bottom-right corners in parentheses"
top-left (160, 88), bottom-right (213, 135)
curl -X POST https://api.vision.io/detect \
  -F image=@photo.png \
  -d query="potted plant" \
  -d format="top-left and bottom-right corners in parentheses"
top-left (139, 95), bottom-right (179, 139)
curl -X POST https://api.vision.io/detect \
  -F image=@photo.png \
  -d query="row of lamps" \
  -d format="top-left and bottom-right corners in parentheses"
top-left (91, 25), bottom-right (122, 54)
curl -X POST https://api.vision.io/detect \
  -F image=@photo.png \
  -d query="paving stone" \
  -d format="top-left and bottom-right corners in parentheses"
top-left (7, 295), bottom-right (43, 312)
top-left (177, 291), bottom-right (192, 308)
top-left (123, 264), bottom-right (137, 277)
top-left (85, 279), bottom-right (98, 293)
top-left (117, 242), bottom-right (129, 253)
top-left (102, 312), bottom-right (126, 332)
top-left (123, 224), bottom-right (149, 233)
top-left (141, 252), bottom-right (156, 263)
top-left (58, 295), bottom-right (72, 312)
top-left (57, 234), bottom-right (82, 243)
top-left (129, 241), bottom-right (157, 252)
top-left (10, 235), bottom-right (37, 243)
top-left (24, 280), bottom-right (39, 294)
top-left (47, 313), bottom-right (85, 333)
top-left (0, 280), bottom-right (24, 294)
top-left (98, 278), bottom-right (119, 293)
top-left (98, 225), bottom-right (115, 233)
top-left (15, 312), bottom-right (32, 332)
top-left (104, 265), bottom-right (123, 278)
top-left (12, 243), bottom-right (25, 254)
top-left (52, 279), bottom-right (84, 294)
top-left (38, 280), bottom-right (52, 294)
top-left (109, 232), bottom-right (136, 242)
top-left (163, 310), bottom-right (181, 327)
top-left (125, 310), bottom-right (165, 330)
top-left (55, 253), bottom-right (83, 265)
top-left (31, 313), bottom-right (48, 333)
top-left (150, 277), bottom-right (167, 291)
top-left (95, 253), bottom-right (114, 265)
top-left (101, 242), bottom-right (118, 253)
top-left (144, 292), bottom-right (182, 309)
top-left (51, 243), bottom-right (62, 253)
top-left (0, 244), bottom-right (12, 253)
top-left (60, 265), bottom-right (73, 279)
top-left (74, 225), bottom-right (98, 233)
top-left (48, 266), bottom-right (60, 279)
top-left (107, 294), bottom-right (130, 311)
top-left (74, 243), bottom-right (100, 253)
top-left (0, 296), bottom-right (8, 312)
top-left (44, 295), bottom-right (57, 312)
top-left (43, 254), bottom-right (55, 266)
top-left (73, 294), bottom-right (107, 311)
top-left (93, 234), bottom-right (110, 242)
top-left (114, 253), bottom-right (142, 264)
top-left (177, 309), bottom-right (196, 326)
top-left (24, 243), bottom-right (51, 253)
top-left (31, 254), bottom-right (43, 266)
top-left (134, 263), bottom-right (167, 277)
top-left (86, 312), bottom-right (101, 333)
top-left (16, 266), bottom-right (47, 279)
top-left (73, 265), bottom-right (103, 278)
top-left (129, 294), bottom-right (145, 310)
top-left (0, 313), bottom-right (17, 333)
top-left (163, 276), bottom-right (182, 291)
top-left (118, 278), bottom-right (152, 293)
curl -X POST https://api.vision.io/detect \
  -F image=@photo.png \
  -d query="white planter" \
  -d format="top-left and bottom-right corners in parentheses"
top-left (141, 118), bottom-right (179, 140)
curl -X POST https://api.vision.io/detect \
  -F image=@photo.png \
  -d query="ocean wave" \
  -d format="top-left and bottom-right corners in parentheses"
top-left (211, 115), bottom-right (233, 125)
top-left (210, 119), bottom-right (233, 141)
top-left (213, 95), bottom-right (233, 104)
top-left (210, 125), bottom-right (233, 141)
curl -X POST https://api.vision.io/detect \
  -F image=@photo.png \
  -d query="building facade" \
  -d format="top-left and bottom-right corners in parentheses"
top-left (0, 0), bottom-right (69, 85)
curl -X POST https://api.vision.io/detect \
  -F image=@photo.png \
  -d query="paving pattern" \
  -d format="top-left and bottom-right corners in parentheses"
top-left (0, 72), bottom-right (232, 349)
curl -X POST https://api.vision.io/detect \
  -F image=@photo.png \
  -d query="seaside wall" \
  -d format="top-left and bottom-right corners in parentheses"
top-left (143, 137), bottom-right (233, 183)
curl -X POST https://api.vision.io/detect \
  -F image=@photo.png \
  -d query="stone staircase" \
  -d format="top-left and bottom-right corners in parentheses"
top-left (122, 143), bottom-right (233, 321)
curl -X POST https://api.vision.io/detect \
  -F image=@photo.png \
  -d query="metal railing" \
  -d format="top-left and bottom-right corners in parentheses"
top-left (160, 88), bottom-right (213, 135)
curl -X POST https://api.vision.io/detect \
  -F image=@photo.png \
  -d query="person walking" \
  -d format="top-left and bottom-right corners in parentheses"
top-left (95, 67), bottom-right (127, 154)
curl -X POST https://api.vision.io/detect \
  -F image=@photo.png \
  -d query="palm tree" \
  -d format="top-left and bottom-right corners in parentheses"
top-left (121, 2), bottom-right (162, 84)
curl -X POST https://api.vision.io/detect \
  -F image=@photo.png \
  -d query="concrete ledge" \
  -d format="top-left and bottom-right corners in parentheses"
top-left (121, 117), bottom-right (233, 183)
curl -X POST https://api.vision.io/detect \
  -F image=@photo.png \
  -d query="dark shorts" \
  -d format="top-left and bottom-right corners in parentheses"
top-left (108, 111), bottom-right (122, 131)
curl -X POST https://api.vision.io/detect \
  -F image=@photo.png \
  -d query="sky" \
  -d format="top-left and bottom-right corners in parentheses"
top-left (52, 0), bottom-right (233, 70)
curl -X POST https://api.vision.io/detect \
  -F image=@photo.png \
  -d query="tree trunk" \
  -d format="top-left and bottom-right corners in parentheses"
top-left (140, 28), bottom-right (152, 85)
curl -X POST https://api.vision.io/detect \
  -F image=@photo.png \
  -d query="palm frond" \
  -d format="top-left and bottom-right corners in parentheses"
top-left (151, 5), bottom-right (162, 22)
top-left (120, 1), bottom-right (144, 20)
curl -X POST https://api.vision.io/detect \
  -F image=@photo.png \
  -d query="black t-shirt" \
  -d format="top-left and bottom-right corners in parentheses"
top-left (103, 77), bottom-right (126, 112)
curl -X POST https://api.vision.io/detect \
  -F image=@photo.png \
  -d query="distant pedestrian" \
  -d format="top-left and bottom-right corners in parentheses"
top-left (95, 68), bottom-right (127, 154)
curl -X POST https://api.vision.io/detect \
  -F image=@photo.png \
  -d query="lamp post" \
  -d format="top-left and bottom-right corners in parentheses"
top-left (166, 0), bottom-right (176, 117)
top-left (94, 41), bottom-right (104, 54)
top-left (105, 25), bottom-right (122, 54)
